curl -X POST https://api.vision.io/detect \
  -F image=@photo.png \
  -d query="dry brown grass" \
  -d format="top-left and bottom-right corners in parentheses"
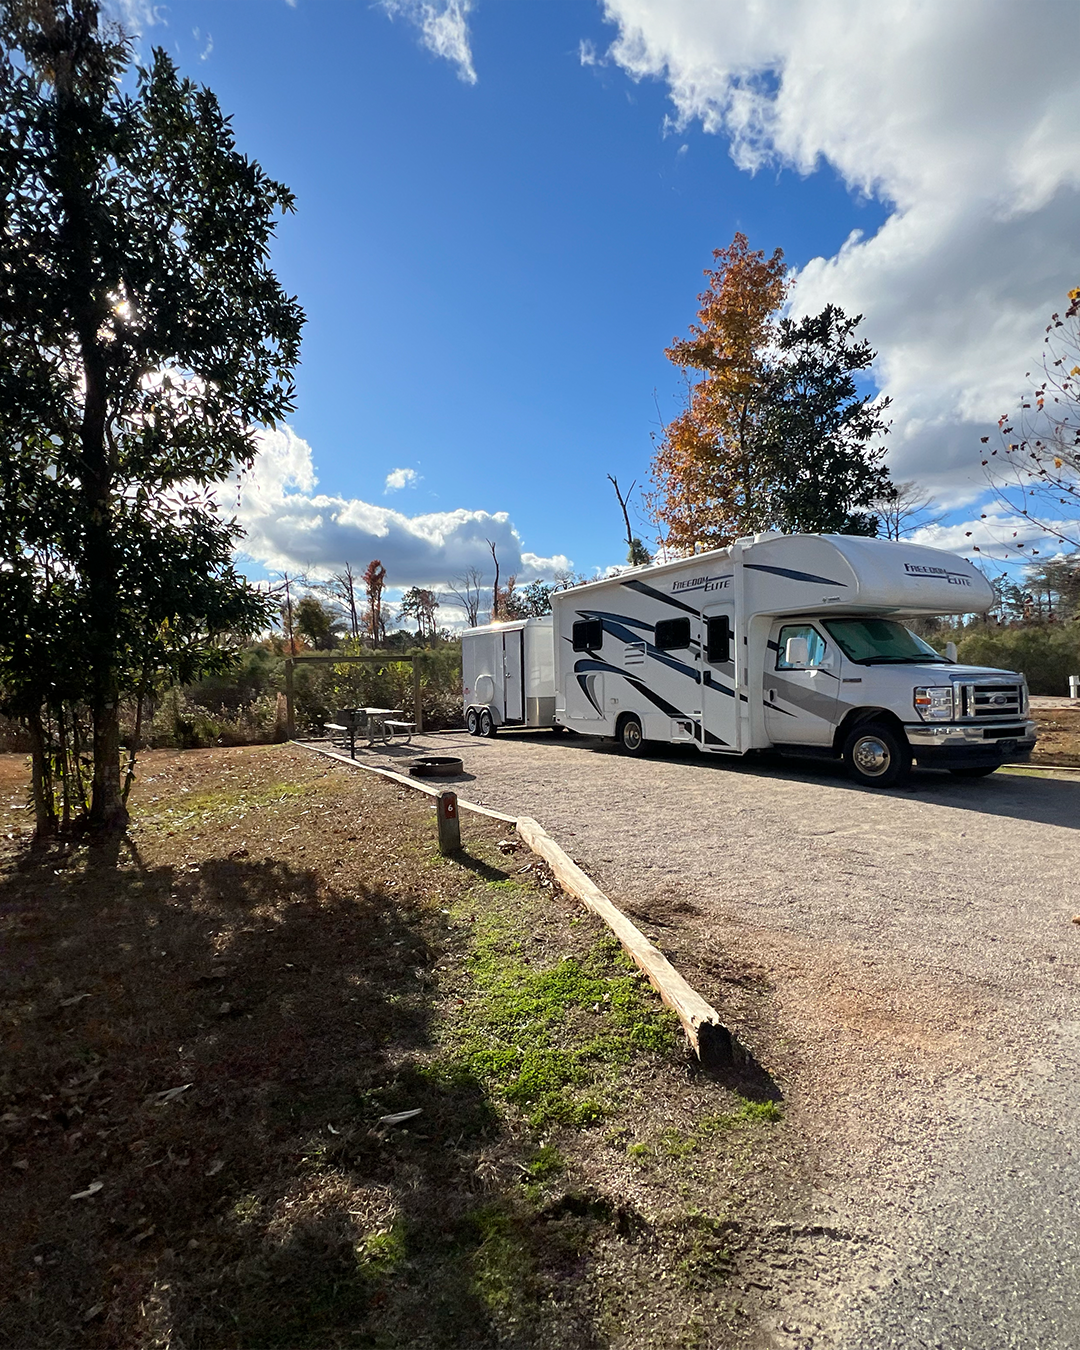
top-left (1031, 706), bottom-right (1080, 766)
top-left (0, 746), bottom-right (788, 1350)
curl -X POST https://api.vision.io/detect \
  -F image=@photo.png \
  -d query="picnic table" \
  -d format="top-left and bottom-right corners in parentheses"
top-left (355, 707), bottom-right (407, 745)
top-left (324, 707), bottom-right (415, 758)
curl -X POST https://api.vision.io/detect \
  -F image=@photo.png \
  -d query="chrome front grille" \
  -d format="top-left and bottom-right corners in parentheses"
top-left (958, 682), bottom-right (1023, 719)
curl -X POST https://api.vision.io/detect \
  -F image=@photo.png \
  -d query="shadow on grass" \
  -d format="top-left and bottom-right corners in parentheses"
top-left (0, 844), bottom-right (599, 1348)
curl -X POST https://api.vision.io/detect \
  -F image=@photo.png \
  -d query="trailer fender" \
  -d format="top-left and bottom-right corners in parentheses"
top-left (832, 707), bottom-right (908, 760)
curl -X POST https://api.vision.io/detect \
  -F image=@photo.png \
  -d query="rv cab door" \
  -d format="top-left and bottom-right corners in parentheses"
top-left (764, 620), bottom-right (840, 746)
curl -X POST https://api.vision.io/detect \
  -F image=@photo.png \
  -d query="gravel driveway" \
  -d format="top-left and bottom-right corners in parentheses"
top-left (338, 729), bottom-right (1080, 1348)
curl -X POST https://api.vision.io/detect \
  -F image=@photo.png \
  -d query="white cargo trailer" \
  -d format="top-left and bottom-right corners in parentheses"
top-left (461, 534), bottom-right (1036, 786)
top-left (462, 616), bottom-right (556, 738)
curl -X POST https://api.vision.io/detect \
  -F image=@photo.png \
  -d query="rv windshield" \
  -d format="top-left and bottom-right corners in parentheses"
top-left (822, 618), bottom-right (949, 665)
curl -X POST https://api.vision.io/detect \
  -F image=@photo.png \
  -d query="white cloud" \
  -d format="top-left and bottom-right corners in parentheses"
top-left (579, 38), bottom-right (599, 67)
top-left (910, 513), bottom-right (1075, 563)
top-left (103, 0), bottom-right (164, 36)
top-left (231, 427), bottom-right (570, 588)
top-left (379, 0), bottom-right (477, 85)
top-left (384, 466), bottom-right (419, 492)
top-left (600, 0), bottom-right (1080, 496)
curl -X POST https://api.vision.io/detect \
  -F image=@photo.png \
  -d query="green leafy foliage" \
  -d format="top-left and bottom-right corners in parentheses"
top-left (756, 305), bottom-right (892, 534)
top-left (0, 0), bottom-right (303, 831)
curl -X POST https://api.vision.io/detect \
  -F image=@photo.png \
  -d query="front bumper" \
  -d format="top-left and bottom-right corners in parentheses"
top-left (904, 720), bottom-right (1037, 769)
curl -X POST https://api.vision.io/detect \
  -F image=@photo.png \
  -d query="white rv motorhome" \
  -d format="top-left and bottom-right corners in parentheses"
top-left (461, 534), bottom-right (1037, 786)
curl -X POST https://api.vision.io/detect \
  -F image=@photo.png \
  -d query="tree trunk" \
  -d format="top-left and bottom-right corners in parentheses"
top-left (89, 698), bottom-right (127, 830)
top-left (55, 72), bottom-right (128, 835)
top-left (27, 710), bottom-right (57, 840)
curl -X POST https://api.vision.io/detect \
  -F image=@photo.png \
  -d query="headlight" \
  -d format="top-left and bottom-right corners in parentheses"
top-left (914, 686), bottom-right (954, 721)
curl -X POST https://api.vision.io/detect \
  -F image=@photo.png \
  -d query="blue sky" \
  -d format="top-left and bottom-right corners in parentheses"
top-left (119, 0), bottom-right (1079, 612)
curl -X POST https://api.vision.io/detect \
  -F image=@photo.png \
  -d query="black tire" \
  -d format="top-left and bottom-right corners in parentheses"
top-left (949, 765), bottom-right (998, 778)
top-left (479, 709), bottom-right (496, 738)
top-left (618, 715), bottom-right (645, 757)
top-left (465, 708), bottom-right (480, 736)
top-left (842, 722), bottom-right (911, 788)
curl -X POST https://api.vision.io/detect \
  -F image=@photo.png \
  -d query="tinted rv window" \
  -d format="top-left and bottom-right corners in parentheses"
top-left (572, 619), bottom-right (603, 651)
top-left (654, 617), bottom-right (691, 651)
top-left (706, 616), bottom-right (731, 663)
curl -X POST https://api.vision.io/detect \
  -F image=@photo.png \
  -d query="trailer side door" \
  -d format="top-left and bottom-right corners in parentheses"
top-left (501, 629), bottom-right (524, 723)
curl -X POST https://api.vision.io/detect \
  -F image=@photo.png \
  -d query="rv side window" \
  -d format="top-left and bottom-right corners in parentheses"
top-left (572, 618), bottom-right (604, 651)
top-left (775, 624), bottom-right (827, 669)
top-left (706, 616), bottom-right (731, 663)
top-left (654, 617), bottom-right (691, 651)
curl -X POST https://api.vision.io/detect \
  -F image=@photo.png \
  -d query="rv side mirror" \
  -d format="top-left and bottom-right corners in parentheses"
top-left (784, 636), bottom-right (810, 667)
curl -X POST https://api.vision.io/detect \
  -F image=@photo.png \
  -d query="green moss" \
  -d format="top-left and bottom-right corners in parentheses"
top-left (358, 1223), bottom-right (407, 1273)
top-left (735, 1098), bottom-right (783, 1124)
top-left (525, 1145), bottom-right (565, 1180)
top-left (466, 1204), bottom-right (535, 1315)
top-left (437, 902), bottom-right (677, 1130)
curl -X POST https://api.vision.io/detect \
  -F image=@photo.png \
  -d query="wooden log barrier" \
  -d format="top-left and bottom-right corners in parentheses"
top-left (515, 816), bottom-right (737, 1070)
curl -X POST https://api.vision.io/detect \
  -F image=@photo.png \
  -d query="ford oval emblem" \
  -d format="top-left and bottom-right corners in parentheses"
top-left (992, 694), bottom-right (1007, 705)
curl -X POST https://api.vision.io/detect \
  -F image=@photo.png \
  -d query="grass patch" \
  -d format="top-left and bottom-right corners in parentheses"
top-left (629, 1099), bottom-right (783, 1162)
top-left (435, 903), bottom-right (678, 1129)
top-left (141, 776), bottom-right (320, 830)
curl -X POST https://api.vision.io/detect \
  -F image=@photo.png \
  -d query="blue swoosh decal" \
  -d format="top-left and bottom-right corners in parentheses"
top-left (744, 563), bottom-right (848, 587)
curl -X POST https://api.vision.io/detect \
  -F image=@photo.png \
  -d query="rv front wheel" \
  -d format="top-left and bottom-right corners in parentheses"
top-left (465, 708), bottom-right (480, 736)
top-left (842, 723), bottom-right (910, 788)
top-left (479, 709), bottom-right (496, 738)
top-left (618, 715), bottom-right (645, 756)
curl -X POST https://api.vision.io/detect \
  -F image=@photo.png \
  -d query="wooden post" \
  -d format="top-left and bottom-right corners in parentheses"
top-left (413, 655), bottom-right (423, 734)
top-left (285, 659), bottom-right (295, 739)
top-left (436, 790), bottom-right (460, 854)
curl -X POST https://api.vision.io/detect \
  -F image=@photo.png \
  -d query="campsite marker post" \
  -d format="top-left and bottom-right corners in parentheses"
top-left (437, 791), bottom-right (460, 855)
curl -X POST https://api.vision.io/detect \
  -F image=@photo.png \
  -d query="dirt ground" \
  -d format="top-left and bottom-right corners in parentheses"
top-left (0, 746), bottom-right (797, 1350)
top-left (1030, 704), bottom-right (1080, 765)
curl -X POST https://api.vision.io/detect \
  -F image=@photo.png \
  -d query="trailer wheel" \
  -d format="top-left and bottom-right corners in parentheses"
top-left (617, 715), bottom-right (645, 756)
top-left (465, 708), bottom-right (480, 736)
top-left (479, 709), bottom-right (496, 738)
top-left (842, 722), bottom-right (910, 788)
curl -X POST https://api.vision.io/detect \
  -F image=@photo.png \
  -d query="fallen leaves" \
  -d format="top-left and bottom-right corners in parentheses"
top-left (70, 1180), bottom-right (103, 1201)
top-left (146, 1084), bottom-right (193, 1108)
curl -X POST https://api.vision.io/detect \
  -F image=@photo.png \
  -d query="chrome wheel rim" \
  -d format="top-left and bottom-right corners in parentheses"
top-left (853, 735), bottom-right (890, 777)
top-left (623, 722), bottom-right (642, 750)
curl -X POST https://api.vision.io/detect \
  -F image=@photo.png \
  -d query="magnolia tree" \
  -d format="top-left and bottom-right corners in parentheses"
top-left (0, 0), bottom-right (303, 835)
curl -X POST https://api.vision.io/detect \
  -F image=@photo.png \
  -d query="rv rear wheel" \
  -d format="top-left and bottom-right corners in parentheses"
top-left (479, 709), bottom-right (496, 738)
top-left (618, 715), bottom-right (645, 756)
top-left (465, 708), bottom-right (480, 736)
top-left (842, 722), bottom-right (910, 788)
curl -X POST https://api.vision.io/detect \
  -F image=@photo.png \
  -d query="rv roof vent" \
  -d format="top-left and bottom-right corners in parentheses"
top-left (753, 531), bottom-right (784, 543)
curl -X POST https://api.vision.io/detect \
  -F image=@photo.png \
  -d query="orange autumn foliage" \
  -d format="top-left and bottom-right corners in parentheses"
top-left (647, 233), bottom-right (788, 554)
